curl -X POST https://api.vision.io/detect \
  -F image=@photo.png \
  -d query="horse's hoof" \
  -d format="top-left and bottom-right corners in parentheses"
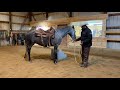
top-left (54, 61), bottom-right (58, 64)
top-left (24, 58), bottom-right (28, 61)
top-left (29, 60), bottom-right (32, 63)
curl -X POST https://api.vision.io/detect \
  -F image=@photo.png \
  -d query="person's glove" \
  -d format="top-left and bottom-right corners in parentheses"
top-left (72, 39), bottom-right (77, 43)
top-left (72, 40), bottom-right (75, 43)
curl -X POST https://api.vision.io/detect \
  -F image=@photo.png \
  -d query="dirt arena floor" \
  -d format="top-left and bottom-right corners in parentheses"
top-left (0, 46), bottom-right (120, 78)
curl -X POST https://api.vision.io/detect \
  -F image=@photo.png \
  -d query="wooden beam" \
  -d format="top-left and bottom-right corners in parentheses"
top-left (0, 21), bottom-right (9, 23)
top-left (0, 13), bottom-right (26, 18)
top-left (12, 14), bottom-right (26, 18)
top-left (107, 26), bottom-right (120, 29)
top-left (0, 21), bottom-right (29, 25)
top-left (58, 24), bottom-right (68, 26)
top-left (0, 29), bottom-right (8, 31)
top-left (12, 22), bottom-right (29, 25)
top-left (33, 12), bottom-right (46, 15)
top-left (109, 13), bottom-right (120, 16)
top-left (11, 30), bottom-right (29, 32)
top-left (33, 12), bottom-right (54, 16)
top-left (11, 30), bottom-right (29, 34)
top-left (107, 38), bottom-right (120, 42)
top-left (30, 14), bottom-right (108, 27)
top-left (106, 31), bottom-right (120, 35)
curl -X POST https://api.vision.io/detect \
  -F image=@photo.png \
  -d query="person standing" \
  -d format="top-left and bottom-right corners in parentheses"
top-left (75, 24), bottom-right (92, 68)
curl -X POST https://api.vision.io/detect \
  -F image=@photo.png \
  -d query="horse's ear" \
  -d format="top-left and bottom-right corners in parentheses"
top-left (50, 26), bottom-right (55, 31)
top-left (72, 26), bottom-right (75, 29)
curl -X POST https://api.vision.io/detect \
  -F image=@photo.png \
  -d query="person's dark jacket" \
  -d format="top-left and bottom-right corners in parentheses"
top-left (75, 27), bottom-right (92, 47)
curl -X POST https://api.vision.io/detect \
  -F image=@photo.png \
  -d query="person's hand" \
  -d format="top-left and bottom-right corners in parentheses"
top-left (72, 39), bottom-right (77, 43)
top-left (72, 40), bottom-right (75, 43)
top-left (80, 41), bottom-right (83, 45)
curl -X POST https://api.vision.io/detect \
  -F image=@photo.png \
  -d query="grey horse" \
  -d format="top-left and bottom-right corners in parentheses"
top-left (24, 26), bottom-right (76, 64)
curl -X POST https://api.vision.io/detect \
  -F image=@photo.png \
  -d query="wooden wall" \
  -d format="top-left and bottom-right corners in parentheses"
top-left (0, 12), bottom-right (30, 46)
top-left (106, 12), bottom-right (120, 49)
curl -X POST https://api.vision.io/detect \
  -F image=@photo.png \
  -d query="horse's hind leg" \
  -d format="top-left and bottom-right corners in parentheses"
top-left (53, 45), bottom-right (58, 64)
top-left (24, 52), bottom-right (26, 58)
top-left (24, 45), bottom-right (27, 58)
top-left (24, 44), bottom-right (28, 59)
top-left (24, 44), bottom-right (32, 62)
top-left (27, 46), bottom-right (32, 62)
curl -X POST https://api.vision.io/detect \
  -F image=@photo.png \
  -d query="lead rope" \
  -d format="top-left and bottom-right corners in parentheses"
top-left (73, 42), bottom-right (81, 65)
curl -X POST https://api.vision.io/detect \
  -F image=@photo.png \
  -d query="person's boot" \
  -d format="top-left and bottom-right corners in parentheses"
top-left (83, 62), bottom-right (88, 68)
top-left (80, 62), bottom-right (84, 67)
top-left (54, 60), bottom-right (58, 64)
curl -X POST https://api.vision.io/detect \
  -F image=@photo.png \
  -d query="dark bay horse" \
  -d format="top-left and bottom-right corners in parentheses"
top-left (24, 26), bottom-right (76, 64)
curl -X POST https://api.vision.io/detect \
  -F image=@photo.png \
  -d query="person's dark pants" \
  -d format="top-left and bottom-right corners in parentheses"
top-left (81, 46), bottom-right (91, 67)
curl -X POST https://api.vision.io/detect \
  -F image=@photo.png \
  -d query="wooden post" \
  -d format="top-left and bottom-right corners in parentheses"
top-left (9, 12), bottom-right (12, 36)
top-left (102, 19), bottom-right (106, 37)
top-left (46, 12), bottom-right (48, 20)
top-left (101, 19), bottom-right (107, 48)
top-left (28, 12), bottom-right (32, 22)
top-left (20, 13), bottom-right (29, 30)
top-left (68, 12), bottom-right (72, 17)
top-left (31, 12), bottom-right (36, 21)
top-left (67, 12), bottom-right (73, 47)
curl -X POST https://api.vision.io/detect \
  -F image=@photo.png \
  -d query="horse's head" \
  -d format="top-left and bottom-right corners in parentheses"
top-left (68, 26), bottom-right (76, 41)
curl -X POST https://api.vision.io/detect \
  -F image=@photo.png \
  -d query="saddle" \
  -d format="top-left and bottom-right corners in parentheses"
top-left (35, 27), bottom-right (55, 47)
top-left (35, 28), bottom-right (54, 37)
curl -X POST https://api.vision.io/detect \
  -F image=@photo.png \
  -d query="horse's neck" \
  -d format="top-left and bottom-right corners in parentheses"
top-left (61, 29), bottom-right (69, 38)
top-left (55, 26), bottom-right (70, 39)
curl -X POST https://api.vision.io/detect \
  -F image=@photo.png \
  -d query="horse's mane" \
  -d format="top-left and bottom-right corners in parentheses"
top-left (57, 26), bottom-right (72, 31)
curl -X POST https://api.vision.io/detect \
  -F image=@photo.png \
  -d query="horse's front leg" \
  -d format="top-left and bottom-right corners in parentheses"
top-left (54, 45), bottom-right (58, 64)
top-left (24, 44), bottom-right (28, 59)
top-left (28, 47), bottom-right (32, 62)
top-left (24, 45), bottom-right (28, 61)
top-left (24, 52), bottom-right (26, 58)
